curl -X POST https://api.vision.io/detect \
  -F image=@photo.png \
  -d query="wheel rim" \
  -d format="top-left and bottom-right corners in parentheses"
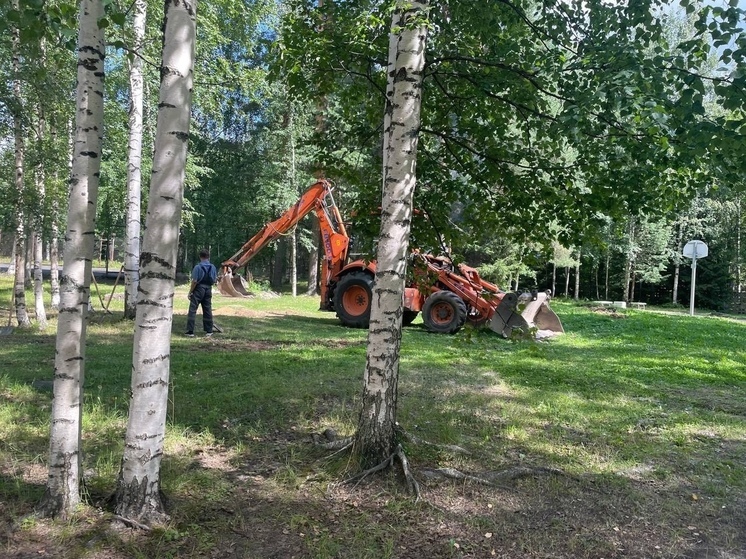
top-left (430, 301), bottom-right (454, 325)
top-left (342, 285), bottom-right (369, 317)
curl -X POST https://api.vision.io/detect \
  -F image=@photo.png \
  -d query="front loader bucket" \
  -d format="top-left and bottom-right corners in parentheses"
top-left (489, 292), bottom-right (531, 337)
top-left (519, 292), bottom-right (564, 338)
top-left (489, 291), bottom-right (564, 339)
top-left (218, 270), bottom-right (251, 297)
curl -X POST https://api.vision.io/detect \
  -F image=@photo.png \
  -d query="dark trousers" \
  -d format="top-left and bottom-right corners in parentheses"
top-left (186, 284), bottom-right (213, 333)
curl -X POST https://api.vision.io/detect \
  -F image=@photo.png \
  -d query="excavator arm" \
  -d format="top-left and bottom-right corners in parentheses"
top-left (218, 180), bottom-right (350, 297)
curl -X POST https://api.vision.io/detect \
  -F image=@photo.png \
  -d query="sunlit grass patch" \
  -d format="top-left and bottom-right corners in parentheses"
top-left (2, 275), bottom-right (746, 558)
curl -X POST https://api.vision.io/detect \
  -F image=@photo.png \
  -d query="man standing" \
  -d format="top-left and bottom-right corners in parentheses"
top-left (186, 249), bottom-right (217, 337)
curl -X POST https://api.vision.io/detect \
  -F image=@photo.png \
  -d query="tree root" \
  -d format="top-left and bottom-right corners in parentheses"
top-left (311, 428), bottom-right (354, 449)
top-left (343, 444), bottom-right (421, 501)
top-left (112, 514), bottom-right (152, 531)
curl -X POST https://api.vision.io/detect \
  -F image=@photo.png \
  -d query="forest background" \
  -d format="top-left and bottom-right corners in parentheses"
top-left (1, 0), bottom-right (745, 313)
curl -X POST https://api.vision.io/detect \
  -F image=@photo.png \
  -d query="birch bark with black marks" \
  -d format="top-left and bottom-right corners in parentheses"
top-left (124, 0), bottom-right (147, 319)
top-left (34, 104), bottom-right (48, 330)
top-left (12, 3), bottom-right (31, 328)
top-left (115, 0), bottom-right (197, 524)
top-left (672, 222), bottom-right (683, 304)
top-left (573, 250), bottom-right (581, 301)
top-left (623, 219), bottom-right (635, 303)
top-left (355, 0), bottom-right (428, 468)
top-left (37, 0), bottom-right (105, 519)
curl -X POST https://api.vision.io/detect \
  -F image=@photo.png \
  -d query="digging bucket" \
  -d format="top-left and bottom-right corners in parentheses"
top-left (218, 270), bottom-right (251, 297)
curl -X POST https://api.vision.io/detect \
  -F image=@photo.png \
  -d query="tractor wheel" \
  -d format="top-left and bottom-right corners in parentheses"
top-left (402, 310), bottom-right (419, 327)
top-left (422, 291), bottom-right (467, 334)
top-left (334, 272), bottom-right (374, 328)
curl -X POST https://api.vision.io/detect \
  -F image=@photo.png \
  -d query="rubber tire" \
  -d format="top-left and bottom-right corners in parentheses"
top-left (402, 310), bottom-right (419, 327)
top-left (422, 290), bottom-right (467, 334)
top-left (334, 271), bottom-right (374, 328)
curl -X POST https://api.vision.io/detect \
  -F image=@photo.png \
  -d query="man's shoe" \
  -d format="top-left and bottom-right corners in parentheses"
top-left (205, 332), bottom-right (213, 338)
top-left (185, 332), bottom-right (195, 337)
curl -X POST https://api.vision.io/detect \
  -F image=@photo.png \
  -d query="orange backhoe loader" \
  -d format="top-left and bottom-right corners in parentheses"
top-left (218, 180), bottom-right (563, 337)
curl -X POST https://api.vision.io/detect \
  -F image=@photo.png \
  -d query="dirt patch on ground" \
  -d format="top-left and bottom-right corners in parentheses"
top-left (212, 306), bottom-right (273, 318)
top-left (590, 306), bottom-right (627, 318)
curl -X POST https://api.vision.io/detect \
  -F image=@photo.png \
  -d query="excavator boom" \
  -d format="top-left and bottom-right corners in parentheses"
top-left (218, 180), bottom-right (349, 298)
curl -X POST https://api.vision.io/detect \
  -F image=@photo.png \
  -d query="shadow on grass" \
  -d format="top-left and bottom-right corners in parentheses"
top-left (2, 303), bottom-right (746, 557)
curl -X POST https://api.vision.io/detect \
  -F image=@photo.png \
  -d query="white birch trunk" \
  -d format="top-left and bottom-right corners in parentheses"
top-left (34, 231), bottom-right (47, 330)
top-left (574, 250), bottom-right (581, 300)
top-left (12, 7), bottom-right (31, 328)
top-left (289, 106), bottom-right (297, 297)
top-left (291, 229), bottom-right (297, 297)
top-left (34, 106), bottom-right (48, 330)
top-left (356, 0), bottom-right (428, 467)
top-left (124, 0), bottom-right (146, 319)
top-left (115, 0), bottom-right (197, 524)
top-left (37, 0), bottom-right (105, 519)
top-left (672, 223), bottom-right (683, 304)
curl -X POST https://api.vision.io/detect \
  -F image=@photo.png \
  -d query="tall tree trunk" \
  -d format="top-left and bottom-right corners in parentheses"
top-left (115, 0), bottom-right (197, 524)
top-left (51, 120), bottom-right (75, 310)
top-left (574, 250), bottom-right (581, 300)
top-left (37, 0), bottom-right (105, 519)
top-left (564, 266), bottom-right (570, 298)
top-left (736, 196), bottom-right (742, 294)
top-left (604, 252), bottom-right (610, 300)
top-left (551, 262), bottom-right (556, 297)
top-left (124, 0), bottom-right (146, 319)
top-left (306, 216), bottom-right (319, 296)
top-left (12, 7), bottom-right (31, 328)
top-left (622, 257), bottom-right (632, 303)
top-left (622, 219), bottom-right (635, 303)
top-left (593, 260), bottom-right (598, 299)
top-left (271, 241), bottom-right (285, 292)
top-left (673, 223), bottom-right (683, 304)
top-left (288, 105), bottom-right (297, 297)
top-left (291, 229), bottom-right (297, 297)
top-left (34, 105), bottom-right (48, 330)
top-left (630, 270), bottom-right (636, 302)
top-left (33, 232), bottom-right (47, 330)
top-left (355, 0), bottom-right (428, 468)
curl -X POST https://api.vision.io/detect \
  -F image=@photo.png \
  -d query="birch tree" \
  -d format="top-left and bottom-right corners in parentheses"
top-left (123, 0), bottom-right (147, 319)
top-left (37, 0), bottom-right (105, 518)
top-left (33, 102), bottom-right (49, 330)
top-left (11, 0), bottom-right (31, 328)
top-left (115, 0), bottom-right (197, 524)
top-left (354, 0), bottom-right (428, 469)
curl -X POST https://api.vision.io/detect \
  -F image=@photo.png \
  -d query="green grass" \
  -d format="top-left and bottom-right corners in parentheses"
top-left (1, 276), bottom-right (745, 558)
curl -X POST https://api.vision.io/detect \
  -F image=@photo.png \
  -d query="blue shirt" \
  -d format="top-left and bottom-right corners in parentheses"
top-left (192, 261), bottom-right (217, 286)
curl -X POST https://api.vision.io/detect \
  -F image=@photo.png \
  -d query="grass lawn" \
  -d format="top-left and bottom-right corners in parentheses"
top-left (1, 276), bottom-right (745, 558)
